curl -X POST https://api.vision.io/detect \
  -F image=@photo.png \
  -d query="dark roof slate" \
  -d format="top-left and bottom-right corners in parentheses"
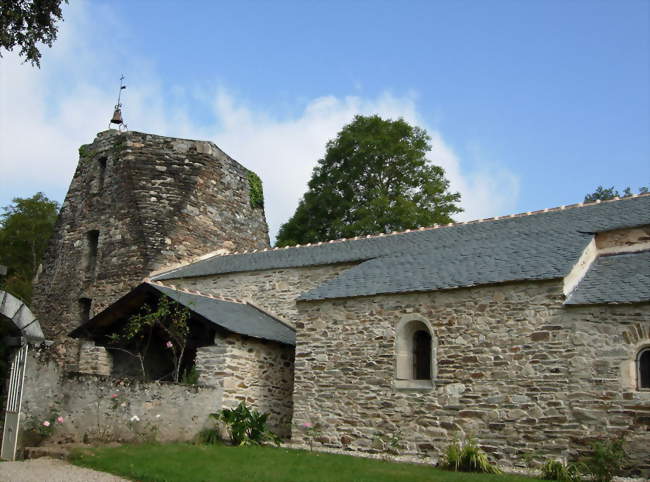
top-left (70, 283), bottom-right (295, 345)
top-left (152, 285), bottom-right (295, 345)
top-left (153, 195), bottom-right (650, 301)
top-left (564, 251), bottom-right (650, 305)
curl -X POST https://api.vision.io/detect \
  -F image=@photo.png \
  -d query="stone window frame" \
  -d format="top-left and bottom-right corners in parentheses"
top-left (394, 315), bottom-right (437, 391)
top-left (621, 340), bottom-right (650, 396)
top-left (637, 345), bottom-right (650, 391)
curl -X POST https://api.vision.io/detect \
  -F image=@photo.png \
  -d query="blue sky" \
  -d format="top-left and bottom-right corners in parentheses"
top-left (1, 0), bottom-right (648, 242)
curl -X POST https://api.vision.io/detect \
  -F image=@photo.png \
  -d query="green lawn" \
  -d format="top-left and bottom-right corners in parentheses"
top-left (70, 443), bottom-right (543, 482)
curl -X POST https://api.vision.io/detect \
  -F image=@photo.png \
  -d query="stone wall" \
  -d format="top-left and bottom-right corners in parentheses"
top-left (21, 347), bottom-right (222, 444)
top-left (168, 263), bottom-right (357, 325)
top-left (165, 263), bottom-right (353, 438)
top-left (195, 332), bottom-right (294, 437)
top-left (289, 279), bottom-right (650, 474)
top-left (77, 341), bottom-right (113, 376)
top-left (158, 262), bottom-right (650, 473)
top-left (32, 130), bottom-right (270, 339)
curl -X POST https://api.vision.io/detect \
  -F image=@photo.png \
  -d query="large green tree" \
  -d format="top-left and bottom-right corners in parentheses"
top-left (276, 115), bottom-right (462, 247)
top-left (584, 185), bottom-right (648, 203)
top-left (0, 192), bottom-right (59, 302)
top-left (0, 0), bottom-right (67, 67)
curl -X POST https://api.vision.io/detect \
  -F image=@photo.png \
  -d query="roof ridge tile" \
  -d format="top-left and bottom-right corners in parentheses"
top-left (149, 279), bottom-right (246, 304)
top-left (151, 192), bottom-right (650, 278)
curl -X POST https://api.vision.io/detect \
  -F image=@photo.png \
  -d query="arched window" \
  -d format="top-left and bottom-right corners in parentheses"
top-left (638, 347), bottom-right (650, 390)
top-left (395, 318), bottom-right (436, 389)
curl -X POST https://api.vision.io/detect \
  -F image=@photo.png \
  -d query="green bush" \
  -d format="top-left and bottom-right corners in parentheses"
top-left (538, 437), bottom-right (628, 482)
top-left (181, 367), bottom-right (200, 385)
top-left (541, 460), bottom-right (583, 482)
top-left (197, 428), bottom-right (222, 445)
top-left (212, 401), bottom-right (279, 446)
top-left (582, 437), bottom-right (628, 482)
top-left (247, 172), bottom-right (264, 209)
top-left (440, 437), bottom-right (501, 474)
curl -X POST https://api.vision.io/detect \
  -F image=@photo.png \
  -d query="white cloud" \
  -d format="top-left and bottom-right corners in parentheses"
top-left (0, 1), bottom-right (519, 242)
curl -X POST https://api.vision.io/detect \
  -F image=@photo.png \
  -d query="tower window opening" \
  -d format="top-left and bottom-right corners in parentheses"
top-left (98, 157), bottom-right (107, 190)
top-left (79, 298), bottom-right (92, 323)
top-left (86, 230), bottom-right (99, 275)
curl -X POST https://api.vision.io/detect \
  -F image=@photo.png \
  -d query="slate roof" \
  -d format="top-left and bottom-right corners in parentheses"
top-left (152, 195), bottom-right (650, 302)
top-left (564, 251), bottom-right (650, 305)
top-left (153, 284), bottom-right (295, 345)
top-left (70, 283), bottom-right (295, 345)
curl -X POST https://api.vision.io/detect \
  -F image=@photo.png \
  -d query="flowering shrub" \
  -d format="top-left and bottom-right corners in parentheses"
top-left (25, 406), bottom-right (65, 445)
top-left (301, 421), bottom-right (322, 451)
top-left (126, 413), bottom-right (159, 443)
top-left (110, 392), bottom-right (129, 412)
top-left (107, 295), bottom-right (190, 382)
top-left (86, 389), bottom-right (163, 443)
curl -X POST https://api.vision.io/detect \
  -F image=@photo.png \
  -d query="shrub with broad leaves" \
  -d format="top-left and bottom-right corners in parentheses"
top-left (208, 401), bottom-right (280, 446)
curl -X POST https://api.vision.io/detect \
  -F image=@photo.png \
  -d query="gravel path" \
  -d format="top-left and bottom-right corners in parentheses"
top-left (0, 457), bottom-right (129, 482)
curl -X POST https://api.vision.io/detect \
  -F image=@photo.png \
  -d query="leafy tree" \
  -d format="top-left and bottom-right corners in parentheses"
top-left (0, 192), bottom-right (59, 302)
top-left (276, 115), bottom-right (462, 246)
top-left (584, 185), bottom-right (648, 203)
top-left (107, 295), bottom-right (191, 382)
top-left (0, 0), bottom-right (67, 67)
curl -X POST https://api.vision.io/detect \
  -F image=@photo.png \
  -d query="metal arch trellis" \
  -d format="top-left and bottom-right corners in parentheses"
top-left (1, 342), bottom-right (28, 461)
top-left (0, 290), bottom-right (44, 460)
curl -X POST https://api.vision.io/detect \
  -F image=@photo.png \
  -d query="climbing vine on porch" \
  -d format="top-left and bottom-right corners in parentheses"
top-left (107, 295), bottom-right (190, 383)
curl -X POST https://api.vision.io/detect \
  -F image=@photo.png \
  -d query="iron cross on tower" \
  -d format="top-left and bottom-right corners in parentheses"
top-left (109, 75), bottom-right (128, 131)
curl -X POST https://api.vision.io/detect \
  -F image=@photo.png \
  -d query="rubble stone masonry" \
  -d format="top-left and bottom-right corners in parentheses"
top-left (21, 348), bottom-right (222, 443)
top-left (196, 333), bottom-right (294, 437)
top-left (32, 130), bottom-right (270, 338)
top-left (166, 267), bottom-right (650, 473)
top-left (291, 279), bottom-right (650, 473)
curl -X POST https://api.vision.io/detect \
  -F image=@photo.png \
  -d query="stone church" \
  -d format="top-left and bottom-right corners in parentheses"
top-left (18, 129), bottom-right (650, 471)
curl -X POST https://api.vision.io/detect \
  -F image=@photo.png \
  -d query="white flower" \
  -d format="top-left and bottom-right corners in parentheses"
top-left (155, 414), bottom-right (161, 419)
top-left (130, 415), bottom-right (140, 422)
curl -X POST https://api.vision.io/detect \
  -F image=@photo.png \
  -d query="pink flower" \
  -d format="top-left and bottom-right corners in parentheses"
top-left (56, 416), bottom-right (64, 423)
top-left (42, 421), bottom-right (50, 427)
top-left (302, 422), bottom-right (312, 428)
top-left (111, 394), bottom-right (118, 398)
top-left (166, 341), bottom-right (173, 348)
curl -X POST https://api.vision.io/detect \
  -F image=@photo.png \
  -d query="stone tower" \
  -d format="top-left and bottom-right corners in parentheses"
top-left (32, 130), bottom-right (270, 338)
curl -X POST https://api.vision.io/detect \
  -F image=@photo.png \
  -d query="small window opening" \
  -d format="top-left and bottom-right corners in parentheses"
top-left (98, 157), bottom-right (107, 190)
top-left (638, 348), bottom-right (650, 389)
top-left (413, 330), bottom-right (432, 379)
top-left (86, 230), bottom-right (99, 275)
top-left (79, 298), bottom-right (92, 323)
